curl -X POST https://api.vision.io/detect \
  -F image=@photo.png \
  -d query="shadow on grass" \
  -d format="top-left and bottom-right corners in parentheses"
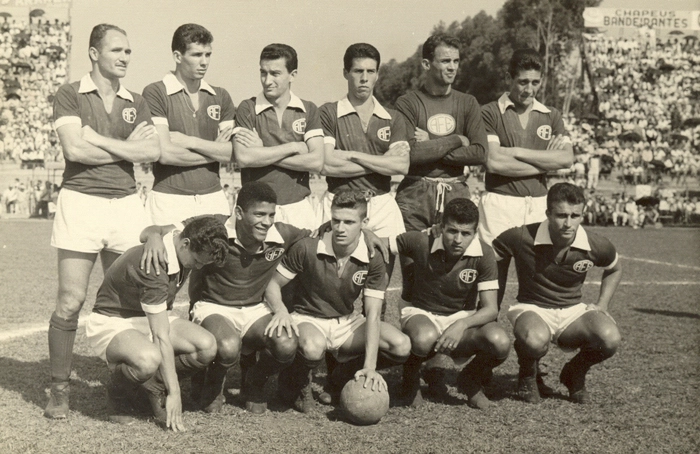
top-left (633, 308), bottom-right (700, 320)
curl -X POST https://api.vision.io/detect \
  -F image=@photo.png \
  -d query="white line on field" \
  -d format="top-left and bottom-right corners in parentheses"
top-left (619, 255), bottom-right (700, 271)
top-left (386, 281), bottom-right (700, 292)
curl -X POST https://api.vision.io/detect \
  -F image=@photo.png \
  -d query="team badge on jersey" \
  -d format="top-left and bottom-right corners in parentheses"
top-left (292, 118), bottom-right (307, 135)
top-left (377, 126), bottom-right (391, 142)
top-left (265, 248), bottom-right (285, 262)
top-left (207, 105), bottom-right (221, 121)
top-left (536, 125), bottom-right (552, 140)
top-left (459, 269), bottom-right (478, 284)
top-left (427, 114), bottom-right (456, 136)
top-left (352, 270), bottom-right (368, 286)
top-left (573, 260), bottom-right (594, 273)
top-left (122, 108), bottom-right (137, 124)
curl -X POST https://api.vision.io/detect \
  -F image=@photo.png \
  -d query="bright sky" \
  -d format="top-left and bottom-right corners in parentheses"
top-left (49, 0), bottom-right (700, 105)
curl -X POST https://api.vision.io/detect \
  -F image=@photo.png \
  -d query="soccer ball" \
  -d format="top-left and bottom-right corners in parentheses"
top-left (339, 379), bottom-right (390, 425)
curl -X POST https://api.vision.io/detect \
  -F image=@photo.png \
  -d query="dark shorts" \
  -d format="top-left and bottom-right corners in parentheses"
top-left (395, 176), bottom-right (471, 231)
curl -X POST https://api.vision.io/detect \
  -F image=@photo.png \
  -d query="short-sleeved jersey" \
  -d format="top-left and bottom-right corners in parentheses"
top-left (142, 74), bottom-right (236, 196)
top-left (394, 87), bottom-right (487, 178)
top-left (278, 233), bottom-right (387, 318)
top-left (93, 232), bottom-right (187, 318)
top-left (188, 216), bottom-right (310, 307)
top-left (492, 221), bottom-right (618, 308)
top-left (320, 97), bottom-right (408, 195)
top-left (392, 231), bottom-right (498, 315)
top-left (235, 93), bottom-right (323, 205)
top-left (53, 74), bottom-right (153, 198)
top-left (482, 93), bottom-right (568, 197)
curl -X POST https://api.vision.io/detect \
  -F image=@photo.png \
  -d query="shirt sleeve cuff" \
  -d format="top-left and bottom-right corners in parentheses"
top-left (323, 136), bottom-right (336, 147)
top-left (364, 289), bottom-right (385, 300)
top-left (389, 140), bottom-right (409, 148)
top-left (219, 120), bottom-right (234, 130)
top-left (276, 264), bottom-right (297, 280)
top-left (141, 301), bottom-right (167, 314)
top-left (304, 128), bottom-right (324, 142)
top-left (477, 280), bottom-right (499, 291)
top-left (389, 235), bottom-right (399, 255)
top-left (602, 253), bottom-right (618, 270)
top-left (487, 134), bottom-right (500, 144)
top-left (54, 116), bottom-right (81, 129)
top-left (152, 117), bottom-right (169, 126)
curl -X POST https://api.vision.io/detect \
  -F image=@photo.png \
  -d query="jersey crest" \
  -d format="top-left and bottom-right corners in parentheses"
top-left (352, 270), bottom-right (368, 286)
top-left (573, 260), bottom-right (594, 273)
top-left (122, 107), bottom-right (137, 124)
top-left (536, 125), bottom-right (552, 140)
top-left (377, 126), bottom-right (391, 142)
top-left (292, 118), bottom-right (307, 135)
top-left (427, 114), bottom-right (455, 136)
top-left (264, 247), bottom-right (285, 262)
top-left (459, 269), bottom-right (478, 284)
top-left (207, 105), bottom-right (221, 121)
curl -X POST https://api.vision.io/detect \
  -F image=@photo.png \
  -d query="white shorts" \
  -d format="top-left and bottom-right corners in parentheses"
top-left (147, 190), bottom-right (231, 226)
top-left (292, 311), bottom-right (365, 355)
top-left (276, 196), bottom-right (319, 230)
top-left (85, 311), bottom-right (181, 364)
top-left (507, 302), bottom-right (603, 350)
top-left (478, 192), bottom-right (547, 245)
top-left (190, 301), bottom-right (272, 338)
top-left (400, 306), bottom-right (475, 336)
top-left (320, 191), bottom-right (406, 237)
top-left (51, 189), bottom-right (149, 254)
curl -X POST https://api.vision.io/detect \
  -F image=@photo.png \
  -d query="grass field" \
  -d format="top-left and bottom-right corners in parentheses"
top-left (0, 219), bottom-right (699, 453)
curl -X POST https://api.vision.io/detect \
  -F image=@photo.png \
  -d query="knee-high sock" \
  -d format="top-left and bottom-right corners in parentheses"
top-left (48, 312), bottom-right (79, 383)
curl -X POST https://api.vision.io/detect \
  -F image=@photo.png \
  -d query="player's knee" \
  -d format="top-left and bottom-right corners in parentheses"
top-left (197, 331), bottom-right (218, 364)
top-left (408, 331), bottom-right (437, 357)
top-left (56, 287), bottom-right (87, 318)
top-left (593, 323), bottom-right (621, 356)
top-left (392, 332), bottom-right (412, 359)
top-left (269, 334), bottom-right (298, 362)
top-left (482, 325), bottom-right (511, 359)
top-left (215, 335), bottom-right (242, 364)
top-left (132, 346), bottom-right (161, 378)
top-left (298, 336), bottom-right (325, 362)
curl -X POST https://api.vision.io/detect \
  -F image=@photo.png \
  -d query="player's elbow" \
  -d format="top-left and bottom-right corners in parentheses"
top-left (136, 141), bottom-right (160, 163)
top-left (484, 155), bottom-right (502, 174)
top-left (233, 150), bottom-right (255, 168)
top-left (307, 154), bottom-right (324, 174)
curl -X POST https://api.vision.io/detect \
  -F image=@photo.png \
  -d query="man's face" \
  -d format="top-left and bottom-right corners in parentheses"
top-left (424, 45), bottom-right (459, 87)
top-left (546, 202), bottom-right (584, 244)
top-left (508, 69), bottom-right (542, 109)
top-left (175, 42), bottom-right (212, 80)
top-left (344, 58), bottom-right (378, 101)
top-left (235, 201), bottom-right (276, 244)
top-left (331, 206), bottom-right (368, 249)
top-left (177, 241), bottom-right (217, 270)
top-left (260, 58), bottom-right (295, 101)
top-left (92, 30), bottom-right (130, 79)
top-left (441, 220), bottom-right (477, 258)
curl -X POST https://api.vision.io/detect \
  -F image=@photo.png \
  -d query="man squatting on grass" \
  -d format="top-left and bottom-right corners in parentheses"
top-left (84, 216), bottom-right (229, 430)
top-left (492, 183), bottom-right (622, 404)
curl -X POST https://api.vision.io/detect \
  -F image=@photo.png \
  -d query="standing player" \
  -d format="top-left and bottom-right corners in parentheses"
top-left (492, 183), bottom-right (622, 404)
top-left (85, 217), bottom-right (228, 429)
top-left (143, 24), bottom-right (236, 226)
top-left (234, 44), bottom-right (324, 230)
top-left (45, 24), bottom-right (160, 419)
top-left (390, 198), bottom-right (510, 409)
top-left (265, 190), bottom-right (411, 412)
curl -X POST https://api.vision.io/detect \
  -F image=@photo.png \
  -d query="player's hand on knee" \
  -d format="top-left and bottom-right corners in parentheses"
top-left (434, 326), bottom-right (462, 354)
top-left (355, 368), bottom-right (387, 392)
top-left (265, 311), bottom-right (299, 338)
top-left (585, 304), bottom-right (615, 323)
top-left (165, 394), bottom-right (186, 432)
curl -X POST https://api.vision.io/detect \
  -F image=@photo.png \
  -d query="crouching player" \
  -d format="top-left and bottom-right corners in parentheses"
top-left (391, 198), bottom-right (510, 409)
top-left (265, 190), bottom-right (411, 412)
top-left (84, 217), bottom-right (228, 430)
top-left (492, 183), bottom-right (622, 404)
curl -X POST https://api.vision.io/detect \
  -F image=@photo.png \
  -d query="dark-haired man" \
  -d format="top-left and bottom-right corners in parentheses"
top-left (492, 183), bottom-right (621, 404)
top-left (234, 44), bottom-right (324, 230)
top-left (85, 216), bottom-right (229, 430)
top-left (390, 198), bottom-right (509, 409)
top-left (143, 23), bottom-right (236, 226)
top-left (46, 23), bottom-right (160, 419)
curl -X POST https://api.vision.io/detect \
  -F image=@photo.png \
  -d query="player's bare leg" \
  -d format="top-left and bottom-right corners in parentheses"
top-left (452, 322), bottom-right (510, 409)
top-left (513, 312), bottom-right (551, 403)
top-left (242, 315), bottom-right (297, 414)
top-left (197, 315), bottom-right (241, 413)
top-left (278, 323), bottom-right (325, 413)
top-left (556, 311), bottom-right (620, 403)
top-left (45, 250), bottom-right (97, 419)
top-left (399, 315), bottom-right (439, 407)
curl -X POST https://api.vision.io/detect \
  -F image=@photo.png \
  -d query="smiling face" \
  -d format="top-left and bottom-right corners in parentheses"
top-left (507, 69), bottom-right (542, 110)
top-left (424, 44), bottom-right (459, 87)
top-left (441, 220), bottom-right (477, 258)
top-left (91, 29), bottom-right (130, 79)
top-left (260, 58), bottom-right (295, 102)
top-left (344, 57), bottom-right (378, 102)
top-left (331, 206), bottom-right (367, 249)
top-left (546, 202), bottom-right (584, 245)
top-left (175, 42), bottom-right (212, 81)
top-left (235, 201), bottom-right (276, 245)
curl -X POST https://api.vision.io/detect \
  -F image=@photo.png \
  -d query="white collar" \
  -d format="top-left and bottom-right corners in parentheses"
top-left (224, 216), bottom-right (285, 246)
top-left (163, 231), bottom-right (180, 275)
top-left (316, 231), bottom-right (369, 264)
top-left (497, 92), bottom-right (551, 115)
top-left (162, 72), bottom-right (216, 96)
top-left (78, 73), bottom-right (133, 102)
top-left (254, 91), bottom-right (306, 115)
top-left (336, 96), bottom-right (391, 120)
top-left (430, 234), bottom-right (483, 257)
top-left (534, 220), bottom-right (591, 251)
